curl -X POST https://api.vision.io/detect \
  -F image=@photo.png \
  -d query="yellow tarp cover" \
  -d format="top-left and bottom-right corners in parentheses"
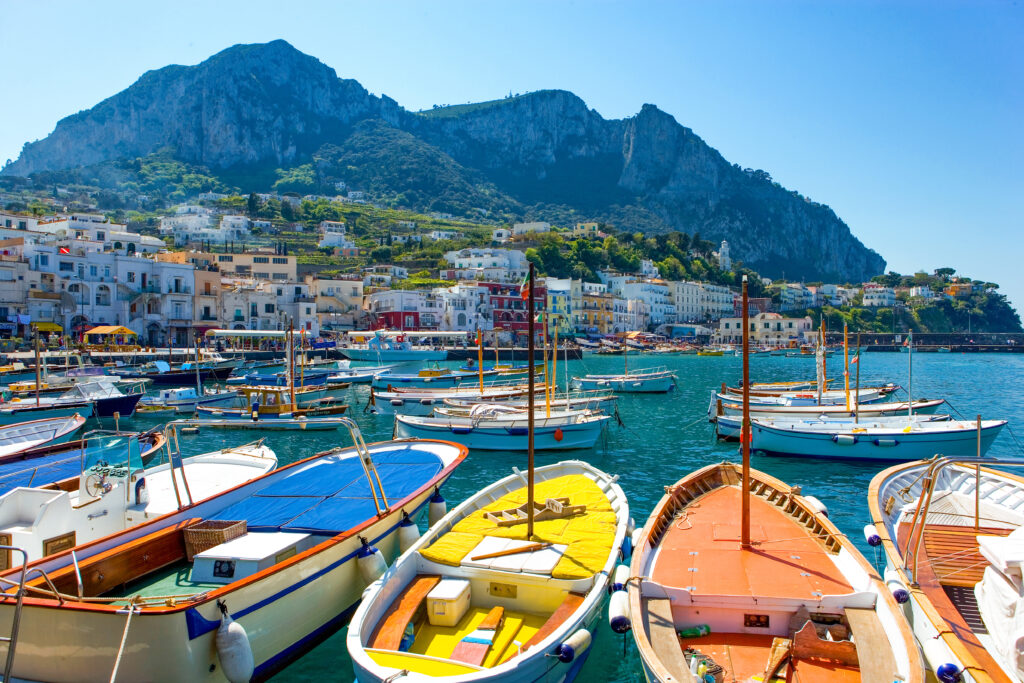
top-left (420, 474), bottom-right (616, 580)
top-left (83, 325), bottom-right (136, 338)
top-left (30, 322), bottom-right (62, 332)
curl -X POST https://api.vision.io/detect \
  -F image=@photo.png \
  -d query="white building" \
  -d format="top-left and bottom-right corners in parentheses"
top-left (698, 283), bottom-right (735, 321)
top-left (862, 283), bottom-right (896, 307)
top-left (318, 220), bottom-right (352, 248)
top-left (604, 276), bottom-right (676, 327)
top-left (640, 259), bottom-right (660, 279)
top-left (909, 285), bottom-right (936, 300)
top-left (36, 214), bottom-right (165, 255)
top-left (512, 222), bottom-right (551, 236)
top-left (436, 283), bottom-right (492, 332)
top-left (0, 212), bottom-right (41, 231)
top-left (491, 228), bottom-right (511, 243)
top-left (427, 230), bottom-right (462, 241)
top-left (715, 312), bottom-right (813, 345)
top-left (270, 281), bottom-right (319, 335)
top-left (160, 207), bottom-right (213, 237)
top-left (673, 281), bottom-right (702, 322)
top-left (779, 283), bottom-right (815, 311)
top-left (443, 249), bottom-right (528, 282)
top-left (715, 241), bottom-right (732, 271)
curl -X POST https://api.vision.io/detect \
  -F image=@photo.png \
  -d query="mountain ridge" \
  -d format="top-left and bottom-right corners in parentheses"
top-left (3, 40), bottom-right (885, 281)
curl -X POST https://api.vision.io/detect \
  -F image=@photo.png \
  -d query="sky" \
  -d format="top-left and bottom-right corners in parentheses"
top-left (1, 0), bottom-right (1021, 310)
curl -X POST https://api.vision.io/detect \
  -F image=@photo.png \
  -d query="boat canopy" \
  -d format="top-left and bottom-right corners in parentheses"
top-left (82, 326), bottom-right (136, 342)
top-left (203, 329), bottom-right (289, 338)
top-left (345, 330), bottom-right (472, 339)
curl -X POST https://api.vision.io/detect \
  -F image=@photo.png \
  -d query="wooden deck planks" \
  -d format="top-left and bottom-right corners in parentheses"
top-left (369, 574), bottom-right (441, 651)
top-left (845, 607), bottom-right (900, 683)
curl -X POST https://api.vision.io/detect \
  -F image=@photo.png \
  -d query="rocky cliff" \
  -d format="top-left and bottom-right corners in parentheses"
top-left (4, 40), bottom-right (885, 281)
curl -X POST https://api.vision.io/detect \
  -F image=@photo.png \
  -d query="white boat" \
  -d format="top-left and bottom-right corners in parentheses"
top-left (395, 408), bottom-right (610, 451)
top-left (348, 460), bottom-right (629, 683)
top-left (178, 416), bottom-right (349, 431)
top-left (370, 385), bottom-right (532, 416)
top-left (628, 462), bottom-right (923, 683)
top-left (712, 387), bottom-right (888, 407)
top-left (0, 414), bottom-right (87, 458)
top-left (0, 422), bottom-right (467, 682)
top-left (371, 367), bottom-right (498, 390)
top-left (570, 367), bottom-right (676, 393)
top-left (327, 363), bottom-right (402, 385)
top-left (715, 413), bottom-right (950, 440)
top-left (710, 397), bottom-right (947, 421)
top-left (0, 429), bottom-right (276, 566)
top-left (139, 386), bottom-right (240, 413)
top-left (869, 457), bottom-right (1024, 683)
top-left (750, 416), bottom-right (1006, 460)
top-left (343, 333), bottom-right (449, 362)
top-left (441, 390), bottom-right (616, 414)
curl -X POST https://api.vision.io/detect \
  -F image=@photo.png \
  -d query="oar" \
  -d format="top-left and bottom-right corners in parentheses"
top-left (470, 542), bottom-right (551, 561)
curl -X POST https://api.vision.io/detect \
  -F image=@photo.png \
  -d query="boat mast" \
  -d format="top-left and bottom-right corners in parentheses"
top-left (543, 314), bottom-right (551, 418)
top-left (194, 331), bottom-right (202, 396)
top-left (552, 323), bottom-right (559, 403)
top-left (527, 262), bottom-right (536, 540)
top-left (741, 275), bottom-right (751, 549)
top-left (855, 333), bottom-right (861, 423)
top-left (477, 329), bottom-right (484, 392)
top-left (907, 330), bottom-right (913, 417)
top-left (33, 334), bottom-right (41, 407)
top-left (288, 323), bottom-right (296, 410)
top-left (844, 323), bottom-right (850, 411)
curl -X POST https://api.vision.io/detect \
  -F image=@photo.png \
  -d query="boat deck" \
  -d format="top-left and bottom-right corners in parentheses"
top-left (403, 606), bottom-right (547, 668)
top-left (109, 560), bottom-right (221, 599)
top-left (650, 485), bottom-right (851, 600)
top-left (677, 632), bottom-right (859, 683)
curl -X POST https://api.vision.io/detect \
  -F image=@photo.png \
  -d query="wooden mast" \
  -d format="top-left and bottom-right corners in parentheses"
top-left (844, 323), bottom-right (850, 410)
top-left (552, 324), bottom-right (559, 403)
top-left (288, 323), bottom-right (296, 410)
top-left (741, 275), bottom-right (751, 549)
top-left (543, 314), bottom-right (550, 417)
top-left (855, 332), bottom-right (861, 423)
top-left (33, 334), bottom-right (41, 407)
top-left (477, 329), bottom-right (484, 392)
top-left (526, 262), bottom-right (536, 540)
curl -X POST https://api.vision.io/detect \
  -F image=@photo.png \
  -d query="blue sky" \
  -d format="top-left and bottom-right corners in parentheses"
top-left (2, 0), bottom-right (1021, 310)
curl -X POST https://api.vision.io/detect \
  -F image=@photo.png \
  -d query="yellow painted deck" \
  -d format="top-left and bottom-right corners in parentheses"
top-left (408, 606), bottom-right (547, 668)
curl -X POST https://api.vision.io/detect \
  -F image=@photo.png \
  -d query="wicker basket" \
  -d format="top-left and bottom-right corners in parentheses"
top-left (184, 520), bottom-right (247, 561)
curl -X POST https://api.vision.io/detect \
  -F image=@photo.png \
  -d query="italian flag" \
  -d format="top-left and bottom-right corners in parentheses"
top-left (519, 275), bottom-right (530, 301)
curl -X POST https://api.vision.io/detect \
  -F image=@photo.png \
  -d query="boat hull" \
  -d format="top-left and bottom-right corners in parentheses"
top-left (570, 373), bottom-right (675, 393)
top-left (343, 348), bottom-right (448, 362)
top-left (0, 403), bottom-right (94, 426)
top-left (395, 415), bottom-right (608, 450)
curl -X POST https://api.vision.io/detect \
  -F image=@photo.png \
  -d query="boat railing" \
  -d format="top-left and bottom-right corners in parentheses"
top-left (899, 455), bottom-right (1024, 586)
top-left (336, 417), bottom-right (390, 517)
top-left (0, 546), bottom-right (61, 680)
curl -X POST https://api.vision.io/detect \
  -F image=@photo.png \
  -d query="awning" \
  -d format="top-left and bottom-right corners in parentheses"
top-left (83, 325), bottom-right (137, 337)
top-left (31, 322), bottom-right (63, 332)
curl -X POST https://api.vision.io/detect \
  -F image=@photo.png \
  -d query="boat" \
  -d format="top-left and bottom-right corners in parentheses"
top-left (627, 462), bottom-right (923, 683)
top-left (395, 405), bottom-right (609, 451)
top-left (749, 415), bottom-right (1006, 460)
top-left (3, 380), bottom-right (147, 421)
top-left (369, 385), bottom-right (534, 416)
top-left (112, 360), bottom-right (235, 385)
top-left (723, 383), bottom-right (898, 399)
top-left (711, 388), bottom-right (888, 408)
top-left (710, 397), bottom-right (947, 421)
top-left (441, 390), bottom-right (616, 413)
top-left (0, 400), bottom-right (94, 426)
top-left (197, 384), bottom-right (349, 420)
top-left (180, 416), bottom-right (350, 431)
top-left (937, 346), bottom-right (952, 353)
top-left (0, 422), bottom-right (467, 681)
top-left (715, 412), bottom-right (950, 440)
top-left (371, 367), bottom-right (499, 390)
top-left (0, 362), bottom-right (42, 384)
top-left (571, 367), bottom-right (676, 393)
top-left (869, 456), bottom-right (1024, 682)
top-left (326, 364), bottom-right (403, 385)
top-left (139, 386), bottom-right (240, 413)
top-left (342, 331), bottom-right (449, 362)
top-left (627, 276), bottom-right (923, 683)
top-left (0, 428), bottom-right (276, 566)
top-left (226, 368), bottom-right (333, 387)
top-left (347, 460), bottom-right (629, 682)
top-left (0, 414), bottom-right (87, 458)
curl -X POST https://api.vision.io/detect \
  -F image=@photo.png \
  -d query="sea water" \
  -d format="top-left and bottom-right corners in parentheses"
top-left (130, 351), bottom-right (1024, 681)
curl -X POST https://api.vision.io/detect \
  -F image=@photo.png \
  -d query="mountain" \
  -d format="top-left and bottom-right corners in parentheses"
top-left (3, 40), bottom-right (885, 281)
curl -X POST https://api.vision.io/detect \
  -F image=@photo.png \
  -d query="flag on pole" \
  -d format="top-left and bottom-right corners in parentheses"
top-left (850, 350), bottom-right (860, 365)
top-left (519, 275), bottom-right (530, 301)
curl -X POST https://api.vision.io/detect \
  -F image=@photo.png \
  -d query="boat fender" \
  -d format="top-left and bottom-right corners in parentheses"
top-left (397, 511), bottom-right (420, 553)
top-left (608, 590), bottom-right (631, 633)
top-left (390, 399), bottom-right (404, 407)
top-left (554, 428), bottom-right (564, 442)
top-left (884, 567), bottom-right (910, 604)
top-left (215, 600), bottom-right (254, 683)
top-left (922, 638), bottom-right (962, 682)
top-left (556, 628), bottom-right (592, 663)
top-left (864, 524), bottom-right (882, 547)
top-left (611, 564), bottom-right (631, 593)
top-left (134, 477), bottom-right (148, 506)
top-left (803, 496), bottom-right (828, 518)
top-left (873, 438), bottom-right (898, 447)
top-left (832, 434), bottom-right (857, 446)
top-left (356, 537), bottom-right (388, 584)
top-left (428, 489), bottom-right (447, 526)
top-left (631, 527), bottom-right (645, 554)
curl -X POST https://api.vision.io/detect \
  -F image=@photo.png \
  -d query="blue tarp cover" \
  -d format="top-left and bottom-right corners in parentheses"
top-left (211, 445), bottom-right (444, 534)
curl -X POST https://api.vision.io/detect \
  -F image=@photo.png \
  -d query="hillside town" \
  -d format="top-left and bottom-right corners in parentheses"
top-left (0, 207), bottom-right (999, 347)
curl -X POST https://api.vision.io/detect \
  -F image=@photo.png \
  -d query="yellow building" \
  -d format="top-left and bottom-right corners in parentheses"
top-left (572, 222), bottom-right (601, 239)
top-left (580, 292), bottom-right (614, 334)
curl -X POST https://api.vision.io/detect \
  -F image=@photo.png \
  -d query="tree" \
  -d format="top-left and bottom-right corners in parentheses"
top-left (246, 192), bottom-right (259, 217)
top-left (370, 246), bottom-right (392, 262)
top-left (934, 267), bottom-right (956, 281)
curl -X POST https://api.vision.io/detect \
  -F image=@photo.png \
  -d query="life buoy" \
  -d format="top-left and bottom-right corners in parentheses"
top-left (397, 334), bottom-right (405, 343)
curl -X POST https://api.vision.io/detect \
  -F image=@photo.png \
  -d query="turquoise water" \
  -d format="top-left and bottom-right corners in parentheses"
top-left (128, 351), bottom-right (1024, 681)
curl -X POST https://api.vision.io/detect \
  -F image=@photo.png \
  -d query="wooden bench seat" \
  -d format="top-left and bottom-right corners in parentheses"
top-left (844, 607), bottom-right (899, 683)
top-left (369, 574), bottom-right (441, 651)
top-left (522, 591), bottom-right (585, 651)
top-left (642, 597), bottom-right (690, 682)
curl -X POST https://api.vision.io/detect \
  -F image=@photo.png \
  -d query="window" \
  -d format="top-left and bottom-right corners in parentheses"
top-left (253, 257), bottom-right (269, 264)
top-left (104, 266), bottom-right (110, 278)
top-left (127, 272), bottom-right (136, 283)
top-left (90, 265), bottom-right (98, 277)
top-left (17, 221), bottom-right (26, 230)
top-left (272, 257), bottom-right (287, 264)
top-left (218, 255), bottom-right (233, 262)
top-left (59, 261), bottom-right (73, 272)
top-left (96, 232), bottom-right (105, 241)
top-left (38, 255), bottom-right (48, 267)
top-left (264, 304), bottom-right (275, 313)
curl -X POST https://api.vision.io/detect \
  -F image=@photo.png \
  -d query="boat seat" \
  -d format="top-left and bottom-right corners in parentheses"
top-left (978, 535), bottom-right (1024, 581)
top-left (369, 574), bottom-right (442, 651)
top-left (640, 597), bottom-right (690, 682)
top-left (521, 591), bottom-right (585, 651)
top-left (844, 607), bottom-right (900, 683)
top-left (791, 620), bottom-right (858, 666)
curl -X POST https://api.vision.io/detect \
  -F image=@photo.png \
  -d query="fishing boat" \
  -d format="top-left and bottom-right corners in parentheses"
top-left (711, 388), bottom-right (888, 408)
top-left (0, 414), bottom-right (87, 458)
top-left (180, 416), bottom-right (350, 431)
top-left (571, 367), bottom-right (676, 393)
top-left (395, 408), bottom-right (610, 451)
top-left (696, 348), bottom-right (725, 356)
top-left (715, 413), bottom-right (950, 440)
top-left (347, 460), bottom-right (630, 682)
top-left (0, 399), bottom-right (94, 426)
top-left (0, 429), bottom-right (276, 566)
top-left (0, 422), bottom-right (467, 681)
top-left (869, 456), bottom-right (1024, 683)
top-left (196, 385), bottom-right (349, 419)
top-left (0, 362), bottom-right (42, 384)
top-left (0, 380), bottom-right (145, 423)
top-left (627, 276), bottom-right (923, 683)
top-left (326, 364), bottom-right (402, 385)
top-left (139, 386), bottom-right (240, 413)
top-left (441, 390), bottom-right (616, 413)
top-left (342, 331), bottom-right (449, 361)
top-left (0, 428), bottom-right (167, 496)
top-left (112, 360), bottom-right (235, 385)
top-left (369, 385), bottom-right (533, 416)
top-left (723, 383), bottom-right (898, 399)
top-left (710, 397), bottom-right (947, 421)
top-left (371, 367), bottom-right (499, 390)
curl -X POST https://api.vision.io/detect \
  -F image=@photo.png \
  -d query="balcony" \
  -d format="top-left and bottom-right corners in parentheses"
top-left (28, 290), bottom-right (60, 300)
top-left (168, 286), bottom-right (192, 295)
top-left (233, 315), bottom-right (245, 322)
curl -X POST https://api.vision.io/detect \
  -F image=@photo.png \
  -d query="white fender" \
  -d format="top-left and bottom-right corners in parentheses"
top-left (612, 564), bottom-right (631, 593)
top-left (215, 601), bottom-right (254, 683)
top-left (631, 527), bottom-right (644, 553)
top-left (397, 514), bottom-right (420, 553)
top-left (884, 567), bottom-right (910, 604)
top-left (864, 524), bottom-right (882, 547)
top-left (357, 540), bottom-right (388, 584)
top-left (556, 628), bottom-right (592, 663)
top-left (922, 637), bottom-right (962, 683)
top-left (803, 495), bottom-right (828, 517)
top-left (608, 590), bottom-right (631, 633)
top-left (428, 490), bottom-right (447, 527)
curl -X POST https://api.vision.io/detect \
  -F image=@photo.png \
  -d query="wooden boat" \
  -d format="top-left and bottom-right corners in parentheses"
top-left (0, 399), bottom-right (95, 426)
top-left (327, 363), bottom-right (402, 385)
top-left (395, 408), bottom-right (610, 451)
top-left (370, 386), bottom-right (535, 416)
top-left (0, 414), bottom-right (87, 458)
top-left (715, 413), bottom-right (950, 440)
top-left (441, 390), bottom-right (616, 413)
top-left (2, 380), bottom-right (147, 420)
top-left (0, 424), bottom-right (467, 681)
top-left (710, 397), bottom-right (947, 421)
top-left (180, 416), bottom-right (349, 431)
top-left (139, 386), bottom-right (240, 413)
top-left (371, 367), bottom-right (499, 390)
top-left (196, 384), bottom-right (348, 419)
top-left (749, 416), bottom-right (1006, 461)
top-left (0, 430), bottom-right (276, 566)
top-left (571, 347), bottom-right (676, 394)
top-left (112, 360), bottom-right (235, 385)
top-left (348, 459), bottom-right (629, 682)
top-left (712, 388), bottom-right (887, 408)
top-left (869, 457), bottom-right (1024, 683)
top-left (627, 462), bottom-right (924, 683)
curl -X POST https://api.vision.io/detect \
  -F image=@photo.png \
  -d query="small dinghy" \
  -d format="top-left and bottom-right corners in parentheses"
top-left (570, 367), bottom-right (676, 393)
top-left (348, 459), bottom-right (629, 683)
top-left (139, 386), bottom-right (239, 413)
top-left (370, 385), bottom-right (533, 416)
top-left (0, 414), bottom-right (87, 458)
top-left (395, 407), bottom-right (610, 451)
